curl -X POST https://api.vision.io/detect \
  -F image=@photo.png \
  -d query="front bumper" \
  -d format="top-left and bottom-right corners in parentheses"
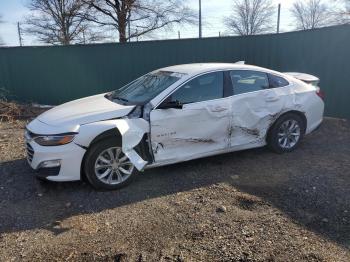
top-left (25, 139), bottom-right (86, 182)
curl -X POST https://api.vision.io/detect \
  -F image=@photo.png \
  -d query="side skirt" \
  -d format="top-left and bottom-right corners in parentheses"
top-left (144, 141), bottom-right (266, 169)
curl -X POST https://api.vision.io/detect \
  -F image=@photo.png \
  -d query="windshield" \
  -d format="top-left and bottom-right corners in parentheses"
top-left (109, 71), bottom-right (183, 105)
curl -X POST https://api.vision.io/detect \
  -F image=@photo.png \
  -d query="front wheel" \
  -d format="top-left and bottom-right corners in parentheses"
top-left (267, 113), bottom-right (305, 153)
top-left (84, 138), bottom-right (137, 190)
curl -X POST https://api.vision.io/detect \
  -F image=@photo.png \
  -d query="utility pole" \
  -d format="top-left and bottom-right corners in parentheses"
top-left (199, 0), bottom-right (202, 38)
top-left (277, 3), bottom-right (281, 33)
top-left (17, 22), bottom-right (23, 46)
top-left (82, 29), bottom-right (86, 44)
top-left (178, 31), bottom-right (181, 39)
top-left (128, 11), bottom-right (131, 42)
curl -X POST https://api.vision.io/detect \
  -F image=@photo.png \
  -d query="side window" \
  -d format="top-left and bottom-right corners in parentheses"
top-left (171, 72), bottom-right (224, 104)
top-left (230, 70), bottom-right (269, 95)
top-left (268, 74), bottom-right (289, 88)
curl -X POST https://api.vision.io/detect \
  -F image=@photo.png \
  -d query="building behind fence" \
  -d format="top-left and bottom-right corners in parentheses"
top-left (0, 25), bottom-right (349, 118)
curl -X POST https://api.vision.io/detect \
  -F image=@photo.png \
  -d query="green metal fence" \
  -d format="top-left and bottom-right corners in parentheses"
top-left (0, 25), bottom-right (349, 118)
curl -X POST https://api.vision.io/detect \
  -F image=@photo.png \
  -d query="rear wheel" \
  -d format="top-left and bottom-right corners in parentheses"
top-left (267, 113), bottom-right (305, 153)
top-left (84, 137), bottom-right (137, 190)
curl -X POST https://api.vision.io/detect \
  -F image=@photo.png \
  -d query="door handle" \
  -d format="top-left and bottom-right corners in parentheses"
top-left (263, 90), bottom-right (279, 102)
top-left (265, 96), bottom-right (279, 102)
top-left (209, 106), bottom-right (228, 112)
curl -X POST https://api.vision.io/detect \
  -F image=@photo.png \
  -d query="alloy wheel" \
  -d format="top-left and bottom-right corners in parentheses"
top-left (94, 147), bottom-right (134, 185)
top-left (277, 119), bottom-right (301, 149)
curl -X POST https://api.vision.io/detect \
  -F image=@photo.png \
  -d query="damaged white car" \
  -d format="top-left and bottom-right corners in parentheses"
top-left (25, 63), bottom-right (324, 190)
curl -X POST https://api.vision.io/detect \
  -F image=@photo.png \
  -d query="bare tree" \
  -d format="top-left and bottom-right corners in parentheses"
top-left (290, 0), bottom-right (331, 30)
top-left (336, 0), bottom-right (350, 24)
top-left (83, 0), bottom-right (197, 43)
top-left (24, 0), bottom-right (104, 45)
top-left (224, 0), bottom-right (275, 36)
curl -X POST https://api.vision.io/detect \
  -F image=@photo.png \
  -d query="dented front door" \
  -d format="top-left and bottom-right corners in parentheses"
top-left (150, 98), bottom-right (232, 163)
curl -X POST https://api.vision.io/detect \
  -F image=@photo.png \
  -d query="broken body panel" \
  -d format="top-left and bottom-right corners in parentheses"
top-left (148, 80), bottom-right (323, 168)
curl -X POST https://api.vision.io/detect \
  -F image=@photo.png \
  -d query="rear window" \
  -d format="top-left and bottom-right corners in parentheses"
top-left (230, 70), bottom-right (269, 95)
top-left (268, 74), bottom-right (289, 88)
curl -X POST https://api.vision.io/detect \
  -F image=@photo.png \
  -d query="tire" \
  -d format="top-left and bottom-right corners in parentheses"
top-left (83, 137), bottom-right (137, 190)
top-left (267, 113), bottom-right (305, 153)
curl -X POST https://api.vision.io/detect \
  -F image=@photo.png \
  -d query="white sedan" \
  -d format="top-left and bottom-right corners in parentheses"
top-left (25, 63), bottom-right (324, 190)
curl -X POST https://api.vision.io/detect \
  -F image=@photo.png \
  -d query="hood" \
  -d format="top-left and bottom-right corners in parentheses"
top-left (31, 93), bottom-right (135, 133)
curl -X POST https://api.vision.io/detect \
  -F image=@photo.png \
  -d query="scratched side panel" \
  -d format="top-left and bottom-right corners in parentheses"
top-left (292, 81), bottom-right (324, 133)
top-left (229, 83), bottom-right (317, 148)
top-left (230, 89), bottom-right (271, 147)
top-left (150, 98), bottom-right (232, 163)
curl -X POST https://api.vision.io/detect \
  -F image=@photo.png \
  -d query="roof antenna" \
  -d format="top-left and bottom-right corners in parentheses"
top-left (235, 61), bottom-right (245, 65)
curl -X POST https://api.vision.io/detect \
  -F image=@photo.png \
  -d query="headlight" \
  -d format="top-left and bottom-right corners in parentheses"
top-left (34, 134), bottom-right (76, 146)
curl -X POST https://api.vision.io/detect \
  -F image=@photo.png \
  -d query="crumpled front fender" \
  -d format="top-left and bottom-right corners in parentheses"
top-left (76, 118), bottom-right (150, 171)
top-left (113, 118), bottom-right (150, 171)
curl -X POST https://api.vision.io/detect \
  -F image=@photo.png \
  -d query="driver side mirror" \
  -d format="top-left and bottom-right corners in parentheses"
top-left (158, 97), bottom-right (183, 109)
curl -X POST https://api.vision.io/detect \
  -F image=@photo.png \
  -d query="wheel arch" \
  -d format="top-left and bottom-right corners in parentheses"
top-left (80, 126), bottom-right (153, 181)
top-left (80, 128), bottom-right (122, 181)
top-left (89, 128), bottom-right (122, 146)
top-left (266, 110), bottom-right (307, 141)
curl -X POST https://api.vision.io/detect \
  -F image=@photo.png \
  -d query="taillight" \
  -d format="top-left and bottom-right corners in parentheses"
top-left (316, 87), bottom-right (325, 101)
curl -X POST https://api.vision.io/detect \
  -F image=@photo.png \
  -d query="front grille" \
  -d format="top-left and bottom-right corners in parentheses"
top-left (26, 143), bottom-right (34, 163)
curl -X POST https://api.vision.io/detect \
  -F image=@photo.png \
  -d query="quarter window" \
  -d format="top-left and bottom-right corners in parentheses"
top-left (268, 74), bottom-right (289, 88)
top-left (230, 70), bottom-right (269, 95)
top-left (171, 72), bottom-right (224, 104)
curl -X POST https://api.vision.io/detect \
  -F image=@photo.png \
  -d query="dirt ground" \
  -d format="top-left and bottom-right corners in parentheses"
top-left (0, 117), bottom-right (350, 261)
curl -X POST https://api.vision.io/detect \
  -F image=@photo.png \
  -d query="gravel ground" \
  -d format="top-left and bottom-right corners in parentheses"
top-left (0, 117), bottom-right (350, 261)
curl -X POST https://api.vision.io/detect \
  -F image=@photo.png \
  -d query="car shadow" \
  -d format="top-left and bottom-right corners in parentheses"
top-left (0, 118), bottom-right (349, 249)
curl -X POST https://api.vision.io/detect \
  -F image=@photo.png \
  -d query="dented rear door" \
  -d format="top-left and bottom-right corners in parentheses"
top-left (229, 70), bottom-right (282, 148)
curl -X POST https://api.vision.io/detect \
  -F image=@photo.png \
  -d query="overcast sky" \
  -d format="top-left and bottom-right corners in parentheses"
top-left (0, 0), bottom-right (298, 46)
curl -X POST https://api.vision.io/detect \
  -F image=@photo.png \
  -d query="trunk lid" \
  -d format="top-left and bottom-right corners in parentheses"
top-left (284, 72), bottom-right (320, 86)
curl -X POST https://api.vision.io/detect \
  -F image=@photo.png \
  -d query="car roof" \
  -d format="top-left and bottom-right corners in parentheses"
top-left (159, 63), bottom-right (278, 76)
